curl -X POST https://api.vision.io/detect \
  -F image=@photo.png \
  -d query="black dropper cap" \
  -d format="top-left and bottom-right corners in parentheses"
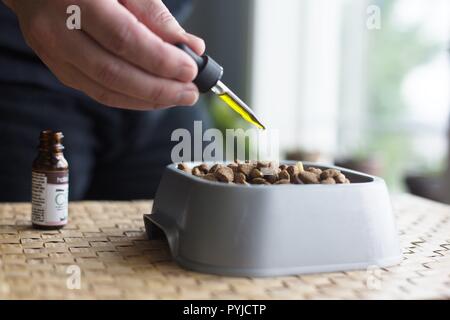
top-left (176, 43), bottom-right (223, 93)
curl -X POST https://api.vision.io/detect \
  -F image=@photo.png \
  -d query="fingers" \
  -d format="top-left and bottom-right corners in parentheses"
top-left (30, 39), bottom-right (169, 110)
top-left (57, 28), bottom-right (199, 107)
top-left (14, 0), bottom-right (203, 109)
top-left (80, 0), bottom-right (198, 82)
top-left (120, 0), bottom-right (205, 55)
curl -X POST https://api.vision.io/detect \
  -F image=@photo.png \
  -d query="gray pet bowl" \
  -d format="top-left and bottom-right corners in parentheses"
top-left (144, 162), bottom-right (401, 277)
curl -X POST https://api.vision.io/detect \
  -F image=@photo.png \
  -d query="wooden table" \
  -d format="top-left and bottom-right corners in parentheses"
top-left (0, 194), bottom-right (449, 299)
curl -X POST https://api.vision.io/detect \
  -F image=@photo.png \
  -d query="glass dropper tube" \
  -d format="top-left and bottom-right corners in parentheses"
top-left (211, 81), bottom-right (266, 130)
top-left (175, 43), bottom-right (266, 130)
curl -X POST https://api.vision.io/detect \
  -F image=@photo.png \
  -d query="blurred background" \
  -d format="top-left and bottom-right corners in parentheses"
top-left (184, 0), bottom-right (450, 203)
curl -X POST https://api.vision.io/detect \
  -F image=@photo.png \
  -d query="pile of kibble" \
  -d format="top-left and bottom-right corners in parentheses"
top-left (177, 161), bottom-right (351, 185)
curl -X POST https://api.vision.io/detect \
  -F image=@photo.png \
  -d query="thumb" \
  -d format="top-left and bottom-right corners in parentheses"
top-left (120, 0), bottom-right (205, 55)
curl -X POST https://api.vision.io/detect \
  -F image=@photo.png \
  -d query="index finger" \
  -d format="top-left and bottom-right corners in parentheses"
top-left (79, 0), bottom-right (198, 82)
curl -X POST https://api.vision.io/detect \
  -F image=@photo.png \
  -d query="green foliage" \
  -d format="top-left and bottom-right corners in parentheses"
top-left (365, 0), bottom-right (441, 190)
top-left (207, 94), bottom-right (252, 131)
top-left (205, 94), bottom-right (253, 160)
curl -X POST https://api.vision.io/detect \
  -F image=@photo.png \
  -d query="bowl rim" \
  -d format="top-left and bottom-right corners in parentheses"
top-left (167, 161), bottom-right (382, 190)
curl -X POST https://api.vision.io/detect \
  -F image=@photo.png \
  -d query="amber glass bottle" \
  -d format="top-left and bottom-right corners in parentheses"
top-left (31, 130), bottom-right (69, 229)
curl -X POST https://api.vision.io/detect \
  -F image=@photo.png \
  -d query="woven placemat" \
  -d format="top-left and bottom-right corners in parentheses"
top-left (0, 194), bottom-right (449, 299)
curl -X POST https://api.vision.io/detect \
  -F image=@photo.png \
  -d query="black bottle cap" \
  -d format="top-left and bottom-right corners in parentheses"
top-left (176, 43), bottom-right (223, 93)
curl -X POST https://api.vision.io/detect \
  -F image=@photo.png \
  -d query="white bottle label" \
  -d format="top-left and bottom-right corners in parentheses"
top-left (32, 171), bottom-right (69, 226)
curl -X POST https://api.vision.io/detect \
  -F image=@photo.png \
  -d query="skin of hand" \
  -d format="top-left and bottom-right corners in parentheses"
top-left (3, 0), bottom-right (205, 110)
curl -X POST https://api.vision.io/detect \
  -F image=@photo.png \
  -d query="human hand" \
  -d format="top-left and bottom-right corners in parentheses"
top-left (4, 0), bottom-right (205, 110)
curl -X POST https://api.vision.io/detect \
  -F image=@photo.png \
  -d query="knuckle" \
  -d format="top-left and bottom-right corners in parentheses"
top-left (148, 82), bottom-right (167, 103)
top-left (154, 9), bottom-right (176, 25)
top-left (95, 62), bottom-right (121, 87)
top-left (149, 42), bottom-right (169, 73)
top-left (110, 22), bottom-right (134, 56)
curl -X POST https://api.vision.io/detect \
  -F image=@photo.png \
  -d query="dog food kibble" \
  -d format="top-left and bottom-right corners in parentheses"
top-left (209, 163), bottom-right (222, 174)
top-left (286, 165), bottom-right (299, 177)
top-left (251, 177), bottom-right (270, 185)
top-left (275, 179), bottom-right (291, 185)
top-left (298, 171), bottom-right (320, 184)
top-left (204, 173), bottom-right (218, 182)
top-left (192, 167), bottom-right (205, 177)
top-left (320, 169), bottom-right (339, 179)
top-left (238, 163), bottom-right (254, 176)
top-left (335, 173), bottom-right (347, 184)
top-left (291, 174), bottom-right (304, 185)
top-left (278, 170), bottom-right (290, 181)
top-left (250, 168), bottom-right (264, 180)
top-left (321, 177), bottom-right (336, 185)
top-left (227, 163), bottom-right (239, 173)
top-left (215, 166), bottom-right (235, 183)
top-left (307, 167), bottom-right (322, 176)
top-left (198, 163), bottom-right (209, 174)
top-left (264, 174), bottom-right (279, 184)
top-left (177, 163), bottom-right (191, 173)
top-left (177, 161), bottom-right (352, 186)
top-left (257, 161), bottom-right (270, 169)
top-left (234, 172), bottom-right (247, 184)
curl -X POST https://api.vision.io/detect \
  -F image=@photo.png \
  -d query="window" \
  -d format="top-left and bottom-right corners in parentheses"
top-left (250, 0), bottom-right (450, 190)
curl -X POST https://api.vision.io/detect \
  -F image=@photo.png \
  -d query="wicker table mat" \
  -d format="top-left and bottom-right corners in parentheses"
top-left (0, 194), bottom-right (449, 299)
